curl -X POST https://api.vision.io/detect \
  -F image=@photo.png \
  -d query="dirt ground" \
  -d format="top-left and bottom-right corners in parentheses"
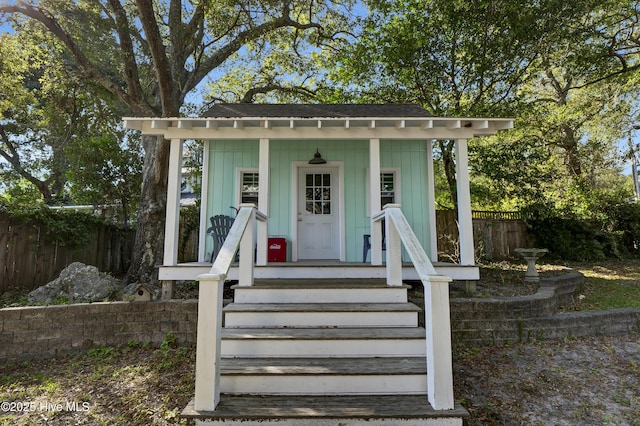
top-left (454, 334), bottom-right (640, 425)
top-left (1, 262), bottom-right (639, 425)
top-left (0, 333), bottom-right (638, 425)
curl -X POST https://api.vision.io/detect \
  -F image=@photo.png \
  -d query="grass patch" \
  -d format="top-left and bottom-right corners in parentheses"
top-left (568, 260), bottom-right (640, 311)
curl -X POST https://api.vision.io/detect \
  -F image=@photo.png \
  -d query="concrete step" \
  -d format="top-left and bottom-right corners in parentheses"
top-left (182, 394), bottom-right (469, 425)
top-left (219, 357), bottom-right (428, 395)
top-left (232, 279), bottom-right (410, 304)
top-left (223, 302), bottom-right (421, 328)
top-left (221, 327), bottom-right (427, 358)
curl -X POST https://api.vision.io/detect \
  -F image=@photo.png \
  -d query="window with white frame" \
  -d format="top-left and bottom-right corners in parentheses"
top-left (239, 170), bottom-right (259, 205)
top-left (366, 169), bottom-right (400, 215)
top-left (380, 172), bottom-right (396, 206)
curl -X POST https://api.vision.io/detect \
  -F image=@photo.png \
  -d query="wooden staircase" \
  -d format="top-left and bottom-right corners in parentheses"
top-left (182, 279), bottom-right (468, 425)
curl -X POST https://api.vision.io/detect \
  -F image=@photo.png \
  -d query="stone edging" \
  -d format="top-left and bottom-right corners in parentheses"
top-left (0, 300), bottom-right (197, 363)
top-left (446, 271), bottom-right (640, 346)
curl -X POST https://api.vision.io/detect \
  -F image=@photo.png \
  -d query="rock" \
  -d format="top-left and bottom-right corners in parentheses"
top-left (28, 262), bottom-right (123, 304)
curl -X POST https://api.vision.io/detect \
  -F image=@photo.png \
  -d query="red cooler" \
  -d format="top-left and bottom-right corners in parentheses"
top-left (268, 237), bottom-right (287, 262)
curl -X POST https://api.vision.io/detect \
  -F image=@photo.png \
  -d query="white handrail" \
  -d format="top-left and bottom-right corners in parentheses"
top-left (193, 204), bottom-right (266, 411)
top-left (375, 204), bottom-right (455, 411)
top-left (207, 203), bottom-right (267, 282)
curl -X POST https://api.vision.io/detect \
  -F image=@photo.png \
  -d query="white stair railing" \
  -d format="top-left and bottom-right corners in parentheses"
top-left (372, 204), bottom-right (455, 410)
top-left (193, 204), bottom-right (267, 411)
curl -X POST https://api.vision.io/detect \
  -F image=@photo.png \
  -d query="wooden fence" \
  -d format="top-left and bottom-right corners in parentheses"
top-left (436, 210), bottom-right (529, 262)
top-left (1, 209), bottom-right (528, 293)
top-left (0, 212), bottom-right (135, 293)
top-left (179, 210), bottom-right (530, 265)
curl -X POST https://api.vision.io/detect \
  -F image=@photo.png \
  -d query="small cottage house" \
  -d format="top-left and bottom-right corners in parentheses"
top-left (124, 104), bottom-right (513, 425)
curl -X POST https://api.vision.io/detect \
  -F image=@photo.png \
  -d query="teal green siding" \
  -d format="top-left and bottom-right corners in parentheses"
top-left (205, 140), bottom-right (259, 257)
top-left (205, 138), bottom-right (432, 262)
top-left (269, 140), bottom-right (369, 261)
top-left (381, 140), bottom-right (431, 260)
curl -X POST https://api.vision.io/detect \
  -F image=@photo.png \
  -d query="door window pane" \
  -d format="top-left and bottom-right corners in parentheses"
top-left (306, 173), bottom-right (331, 214)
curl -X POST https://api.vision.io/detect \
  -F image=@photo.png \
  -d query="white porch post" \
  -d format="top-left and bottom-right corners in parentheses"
top-left (426, 140), bottom-right (438, 262)
top-left (384, 205), bottom-right (402, 286)
top-left (455, 139), bottom-right (474, 265)
top-left (238, 204), bottom-right (256, 286)
top-left (369, 138), bottom-right (383, 265)
top-left (163, 138), bottom-right (183, 267)
top-left (198, 140), bottom-right (210, 262)
top-left (256, 138), bottom-right (269, 265)
top-left (423, 275), bottom-right (455, 410)
top-left (194, 274), bottom-right (224, 411)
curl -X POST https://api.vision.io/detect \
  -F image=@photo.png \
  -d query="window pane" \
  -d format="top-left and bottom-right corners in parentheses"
top-left (241, 172), bottom-right (259, 204)
top-left (380, 172), bottom-right (395, 206)
top-left (323, 201), bottom-right (331, 214)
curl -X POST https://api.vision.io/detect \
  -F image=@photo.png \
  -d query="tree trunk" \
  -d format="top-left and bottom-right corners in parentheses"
top-left (438, 139), bottom-right (458, 208)
top-left (125, 134), bottom-right (170, 286)
top-left (561, 124), bottom-right (582, 178)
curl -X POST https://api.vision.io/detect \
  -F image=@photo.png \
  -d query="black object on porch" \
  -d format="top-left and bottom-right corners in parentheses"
top-left (207, 215), bottom-right (235, 262)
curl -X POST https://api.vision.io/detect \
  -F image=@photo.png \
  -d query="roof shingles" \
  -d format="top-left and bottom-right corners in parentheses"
top-left (202, 104), bottom-right (432, 118)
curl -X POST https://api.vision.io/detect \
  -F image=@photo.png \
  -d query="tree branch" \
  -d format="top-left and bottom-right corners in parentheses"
top-left (135, 0), bottom-right (178, 116)
top-left (239, 83), bottom-right (316, 103)
top-left (0, 124), bottom-right (52, 201)
top-left (184, 3), bottom-right (322, 97)
top-left (106, 0), bottom-right (146, 109)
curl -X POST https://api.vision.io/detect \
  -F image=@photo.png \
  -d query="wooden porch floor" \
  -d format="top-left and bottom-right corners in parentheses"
top-left (182, 395), bottom-right (469, 422)
top-left (159, 261), bottom-right (480, 281)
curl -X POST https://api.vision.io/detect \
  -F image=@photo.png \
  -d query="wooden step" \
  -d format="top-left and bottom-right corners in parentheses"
top-left (223, 302), bottom-right (421, 328)
top-left (233, 279), bottom-right (410, 304)
top-left (219, 357), bottom-right (428, 395)
top-left (182, 395), bottom-right (469, 425)
top-left (221, 327), bottom-right (427, 358)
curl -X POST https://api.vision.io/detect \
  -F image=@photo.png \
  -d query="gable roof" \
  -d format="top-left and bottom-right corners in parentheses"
top-left (202, 104), bottom-right (432, 118)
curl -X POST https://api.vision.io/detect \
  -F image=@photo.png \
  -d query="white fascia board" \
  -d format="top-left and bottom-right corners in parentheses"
top-left (157, 126), bottom-right (480, 140)
top-left (445, 120), bottom-right (461, 130)
top-left (472, 120), bottom-right (489, 130)
top-left (494, 119), bottom-right (515, 130)
top-left (177, 119), bottom-right (192, 129)
top-left (421, 120), bottom-right (434, 129)
top-left (123, 119), bottom-right (142, 131)
top-left (122, 116), bottom-right (514, 139)
top-left (151, 119), bottom-right (169, 129)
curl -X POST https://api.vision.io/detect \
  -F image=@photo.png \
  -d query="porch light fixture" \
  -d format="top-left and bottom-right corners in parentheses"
top-left (308, 149), bottom-right (327, 164)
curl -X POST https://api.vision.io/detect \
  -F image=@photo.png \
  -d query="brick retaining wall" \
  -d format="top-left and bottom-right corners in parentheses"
top-left (0, 300), bottom-right (197, 363)
top-left (447, 272), bottom-right (640, 346)
top-left (1, 272), bottom-right (639, 361)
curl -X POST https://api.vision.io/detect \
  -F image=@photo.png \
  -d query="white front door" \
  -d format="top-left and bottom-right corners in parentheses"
top-left (297, 167), bottom-right (340, 259)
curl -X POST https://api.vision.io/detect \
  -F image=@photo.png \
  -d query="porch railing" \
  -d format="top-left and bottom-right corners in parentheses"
top-left (193, 204), bottom-right (266, 411)
top-left (372, 204), bottom-right (455, 410)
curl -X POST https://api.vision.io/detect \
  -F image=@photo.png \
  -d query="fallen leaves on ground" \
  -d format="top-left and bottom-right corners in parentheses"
top-left (1, 334), bottom-right (639, 425)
